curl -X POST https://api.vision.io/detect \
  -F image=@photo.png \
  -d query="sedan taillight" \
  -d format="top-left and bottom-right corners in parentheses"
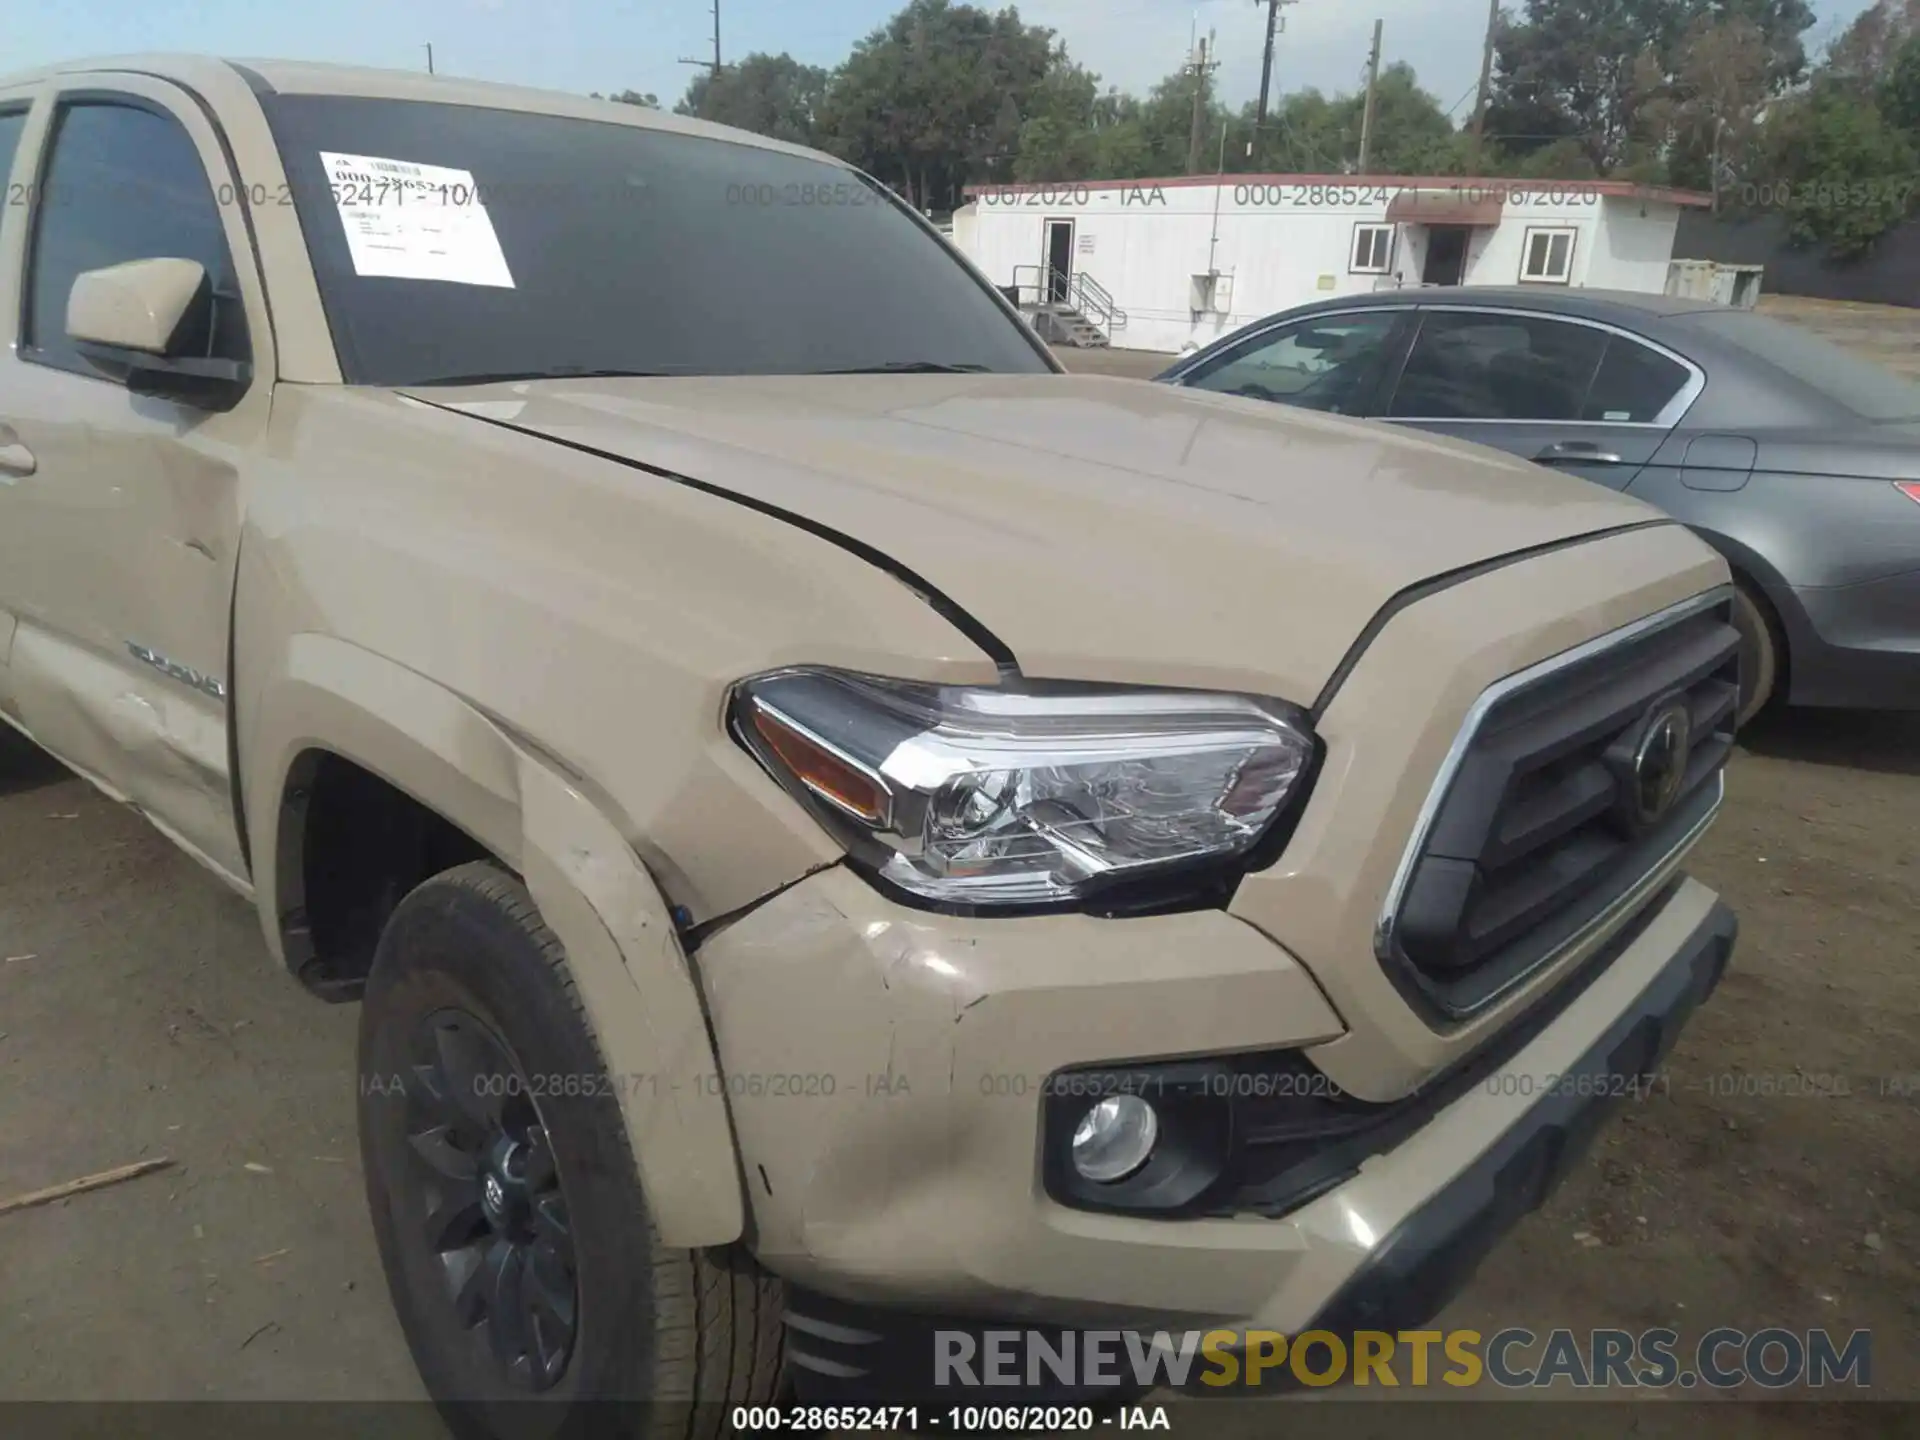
top-left (1898, 481), bottom-right (1920, 506)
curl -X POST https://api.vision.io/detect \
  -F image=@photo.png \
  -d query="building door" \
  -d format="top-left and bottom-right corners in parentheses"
top-left (1043, 218), bottom-right (1074, 303)
top-left (1421, 225), bottom-right (1471, 286)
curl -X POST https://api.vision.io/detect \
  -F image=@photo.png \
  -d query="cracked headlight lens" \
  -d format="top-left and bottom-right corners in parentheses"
top-left (732, 668), bottom-right (1314, 908)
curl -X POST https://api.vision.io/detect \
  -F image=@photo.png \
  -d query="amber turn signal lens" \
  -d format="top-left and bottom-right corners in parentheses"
top-left (751, 708), bottom-right (890, 826)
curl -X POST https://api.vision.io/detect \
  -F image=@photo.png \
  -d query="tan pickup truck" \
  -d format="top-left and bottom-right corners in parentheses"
top-left (0, 56), bottom-right (1740, 1433)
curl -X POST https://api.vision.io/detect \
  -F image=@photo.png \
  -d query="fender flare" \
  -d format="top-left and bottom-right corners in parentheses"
top-left (245, 633), bottom-right (746, 1247)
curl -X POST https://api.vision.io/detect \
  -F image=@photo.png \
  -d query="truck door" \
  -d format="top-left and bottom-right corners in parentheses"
top-left (0, 74), bottom-right (274, 881)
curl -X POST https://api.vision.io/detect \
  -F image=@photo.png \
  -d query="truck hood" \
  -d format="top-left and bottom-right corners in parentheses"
top-left (405, 373), bottom-right (1663, 705)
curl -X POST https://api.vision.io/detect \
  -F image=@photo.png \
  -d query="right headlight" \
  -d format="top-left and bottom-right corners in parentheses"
top-left (730, 667), bottom-right (1317, 910)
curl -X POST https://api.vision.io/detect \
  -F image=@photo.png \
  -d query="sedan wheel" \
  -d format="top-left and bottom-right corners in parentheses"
top-left (1730, 581), bottom-right (1782, 728)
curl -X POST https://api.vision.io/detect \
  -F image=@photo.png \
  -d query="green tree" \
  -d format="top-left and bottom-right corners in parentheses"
top-left (1483, 0), bottom-right (1812, 176)
top-left (1483, 0), bottom-right (1687, 174)
top-left (1826, 0), bottom-right (1920, 94)
top-left (1762, 82), bottom-right (1919, 255)
top-left (1715, 0), bottom-right (1817, 88)
top-left (1009, 62), bottom-right (1100, 180)
top-left (817, 0), bottom-right (1063, 210)
top-left (1882, 33), bottom-right (1920, 134)
top-left (1638, 13), bottom-right (1773, 192)
top-left (1235, 66), bottom-right (1457, 175)
top-left (1359, 64), bottom-right (1465, 173)
top-left (675, 54), bottom-right (830, 147)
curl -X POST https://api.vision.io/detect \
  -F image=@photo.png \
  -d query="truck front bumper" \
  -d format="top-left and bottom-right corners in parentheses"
top-left (695, 865), bottom-right (1733, 1386)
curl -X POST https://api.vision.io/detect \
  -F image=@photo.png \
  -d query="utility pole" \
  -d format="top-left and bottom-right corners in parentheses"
top-left (1712, 114), bottom-right (1726, 214)
top-left (1469, 0), bottom-right (1500, 167)
top-left (423, 43), bottom-right (434, 75)
top-left (678, 0), bottom-right (724, 83)
top-left (1357, 19), bottom-right (1384, 174)
top-left (1252, 0), bottom-right (1300, 141)
top-left (1186, 31), bottom-right (1219, 176)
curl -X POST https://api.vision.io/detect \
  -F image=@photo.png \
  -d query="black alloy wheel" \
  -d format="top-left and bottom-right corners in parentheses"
top-left (398, 1007), bottom-right (579, 1391)
top-left (358, 861), bottom-right (785, 1440)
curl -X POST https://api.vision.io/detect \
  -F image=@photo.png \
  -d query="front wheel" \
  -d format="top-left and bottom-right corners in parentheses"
top-left (357, 861), bottom-right (782, 1440)
top-left (1729, 580), bottom-right (1784, 729)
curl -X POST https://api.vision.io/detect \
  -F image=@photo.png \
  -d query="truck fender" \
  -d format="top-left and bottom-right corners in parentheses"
top-left (246, 633), bottom-right (746, 1246)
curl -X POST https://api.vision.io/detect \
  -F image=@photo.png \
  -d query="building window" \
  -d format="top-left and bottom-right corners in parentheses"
top-left (1350, 223), bottom-right (1394, 274)
top-left (1520, 227), bottom-right (1577, 284)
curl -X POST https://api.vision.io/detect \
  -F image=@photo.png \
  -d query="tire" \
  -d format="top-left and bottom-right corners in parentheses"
top-left (1729, 579), bottom-right (1784, 729)
top-left (0, 720), bottom-right (61, 789)
top-left (0, 717), bottom-right (42, 765)
top-left (357, 861), bottom-right (783, 1440)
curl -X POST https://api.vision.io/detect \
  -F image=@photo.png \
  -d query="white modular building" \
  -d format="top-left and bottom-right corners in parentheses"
top-left (949, 175), bottom-right (1714, 353)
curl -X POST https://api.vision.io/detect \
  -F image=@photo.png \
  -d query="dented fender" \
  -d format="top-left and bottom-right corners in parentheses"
top-left (243, 634), bottom-right (746, 1246)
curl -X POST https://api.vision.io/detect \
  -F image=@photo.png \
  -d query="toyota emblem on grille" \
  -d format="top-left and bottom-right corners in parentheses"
top-left (1631, 701), bottom-right (1693, 825)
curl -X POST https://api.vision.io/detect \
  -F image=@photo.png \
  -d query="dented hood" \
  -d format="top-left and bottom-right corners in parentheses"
top-left (406, 373), bottom-right (1663, 705)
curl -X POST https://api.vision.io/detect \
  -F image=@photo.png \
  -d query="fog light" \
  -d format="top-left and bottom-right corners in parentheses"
top-left (1070, 1095), bottom-right (1159, 1183)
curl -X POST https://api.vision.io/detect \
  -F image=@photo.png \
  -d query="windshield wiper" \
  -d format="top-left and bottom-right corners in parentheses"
top-left (812, 361), bottom-right (993, 375)
top-left (406, 367), bottom-right (675, 386)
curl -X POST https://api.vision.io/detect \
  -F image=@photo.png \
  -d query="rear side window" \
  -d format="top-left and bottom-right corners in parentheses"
top-left (23, 101), bottom-right (249, 374)
top-left (1389, 312), bottom-right (1607, 421)
top-left (1582, 338), bottom-right (1692, 423)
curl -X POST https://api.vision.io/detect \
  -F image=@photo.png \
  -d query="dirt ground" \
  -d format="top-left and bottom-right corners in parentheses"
top-left (1, 300), bottom-right (1915, 1434)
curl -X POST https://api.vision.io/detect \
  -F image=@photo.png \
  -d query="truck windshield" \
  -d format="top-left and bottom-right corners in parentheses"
top-left (256, 94), bottom-right (1051, 385)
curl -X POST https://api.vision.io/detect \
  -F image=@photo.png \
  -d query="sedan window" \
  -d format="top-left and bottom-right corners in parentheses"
top-left (1183, 312), bottom-right (1401, 415)
top-left (1582, 338), bottom-right (1693, 423)
top-left (1388, 312), bottom-right (1607, 421)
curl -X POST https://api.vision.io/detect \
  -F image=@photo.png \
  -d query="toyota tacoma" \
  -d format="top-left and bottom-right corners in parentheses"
top-left (0, 56), bottom-right (1739, 1434)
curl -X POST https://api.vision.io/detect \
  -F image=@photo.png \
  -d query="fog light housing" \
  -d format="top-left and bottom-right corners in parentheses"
top-left (1070, 1095), bottom-right (1159, 1183)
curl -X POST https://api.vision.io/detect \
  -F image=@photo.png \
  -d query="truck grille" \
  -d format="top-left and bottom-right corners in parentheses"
top-left (1379, 591), bottom-right (1739, 1021)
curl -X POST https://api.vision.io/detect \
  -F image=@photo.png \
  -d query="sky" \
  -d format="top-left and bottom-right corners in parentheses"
top-left (6, 0), bottom-right (1886, 120)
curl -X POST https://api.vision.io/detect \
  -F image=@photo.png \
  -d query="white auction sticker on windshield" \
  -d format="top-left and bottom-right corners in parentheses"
top-left (321, 151), bottom-right (514, 287)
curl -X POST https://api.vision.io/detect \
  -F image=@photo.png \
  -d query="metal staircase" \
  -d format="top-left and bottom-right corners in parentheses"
top-left (1009, 265), bottom-right (1128, 348)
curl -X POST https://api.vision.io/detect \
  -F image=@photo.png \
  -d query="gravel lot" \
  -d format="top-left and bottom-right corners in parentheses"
top-left (1, 300), bottom-right (1914, 1433)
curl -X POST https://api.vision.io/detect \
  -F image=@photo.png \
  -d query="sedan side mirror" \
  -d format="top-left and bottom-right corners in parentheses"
top-left (67, 257), bottom-right (252, 410)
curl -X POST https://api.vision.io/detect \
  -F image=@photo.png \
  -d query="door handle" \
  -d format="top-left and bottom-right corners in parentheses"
top-left (1534, 440), bottom-right (1622, 466)
top-left (0, 441), bottom-right (34, 479)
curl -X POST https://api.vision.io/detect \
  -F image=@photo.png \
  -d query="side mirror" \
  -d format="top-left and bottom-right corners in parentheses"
top-left (67, 257), bottom-right (251, 409)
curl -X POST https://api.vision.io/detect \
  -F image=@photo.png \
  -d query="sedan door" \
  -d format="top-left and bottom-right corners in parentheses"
top-left (1380, 308), bottom-right (1700, 490)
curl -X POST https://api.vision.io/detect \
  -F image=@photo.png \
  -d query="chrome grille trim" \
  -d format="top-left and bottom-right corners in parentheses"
top-left (1374, 584), bottom-right (1736, 973)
